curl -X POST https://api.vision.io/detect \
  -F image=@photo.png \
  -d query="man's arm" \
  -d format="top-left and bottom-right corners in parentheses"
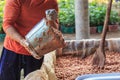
top-left (5, 26), bottom-right (24, 43)
top-left (3, 0), bottom-right (40, 59)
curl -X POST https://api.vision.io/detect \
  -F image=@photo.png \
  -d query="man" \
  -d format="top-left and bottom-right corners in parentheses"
top-left (0, 0), bottom-right (58, 80)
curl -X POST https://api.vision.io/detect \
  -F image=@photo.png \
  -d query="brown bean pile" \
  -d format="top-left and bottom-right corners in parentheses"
top-left (55, 51), bottom-right (120, 80)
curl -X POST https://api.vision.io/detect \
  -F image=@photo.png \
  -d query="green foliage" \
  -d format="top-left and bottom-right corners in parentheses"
top-left (58, 0), bottom-right (75, 27)
top-left (89, 2), bottom-right (120, 26)
top-left (58, 0), bottom-right (119, 27)
top-left (110, 10), bottom-right (120, 24)
top-left (89, 2), bottom-right (106, 26)
top-left (0, 1), bottom-right (5, 33)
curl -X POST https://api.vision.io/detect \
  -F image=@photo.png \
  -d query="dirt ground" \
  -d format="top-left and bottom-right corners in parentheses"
top-left (0, 30), bottom-right (120, 80)
top-left (55, 51), bottom-right (120, 80)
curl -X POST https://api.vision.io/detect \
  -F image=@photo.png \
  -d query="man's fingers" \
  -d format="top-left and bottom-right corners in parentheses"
top-left (30, 51), bottom-right (41, 59)
top-left (20, 39), bottom-right (41, 59)
top-left (27, 45), bottom-right (41, 59)
top-left (20, 39), bottom-right (30, 48)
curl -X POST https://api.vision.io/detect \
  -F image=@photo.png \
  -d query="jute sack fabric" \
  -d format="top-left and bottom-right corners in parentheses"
top-left (24, 50), bottom-right (57, 80)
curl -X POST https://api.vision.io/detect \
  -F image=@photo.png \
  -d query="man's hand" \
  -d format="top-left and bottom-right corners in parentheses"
top-left (20, 39), bottom-right (41, 59)
top-left (5, 22), bottom-right (41, 59)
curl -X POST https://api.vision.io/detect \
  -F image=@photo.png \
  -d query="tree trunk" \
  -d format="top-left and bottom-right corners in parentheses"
top-left (75, 0), bottom-right (90, 40)
top-left (92, 0), bottom-right (113, 68)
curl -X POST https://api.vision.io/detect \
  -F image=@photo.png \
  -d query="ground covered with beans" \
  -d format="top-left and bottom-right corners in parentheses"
top-left (55, 51), bottom-right (120, 80)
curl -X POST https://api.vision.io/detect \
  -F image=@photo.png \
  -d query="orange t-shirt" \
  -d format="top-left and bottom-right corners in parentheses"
top-left (3, 0), bottom-right (58, 55)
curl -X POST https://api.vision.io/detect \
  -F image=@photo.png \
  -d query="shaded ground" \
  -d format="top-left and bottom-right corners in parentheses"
top-left (0, 42), bottom-right (3, 56)
top-left (63, 30), bottom-right (120, 40)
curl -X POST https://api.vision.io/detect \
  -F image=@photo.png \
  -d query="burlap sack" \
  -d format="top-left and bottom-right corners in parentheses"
top-left (24, 51), bottom-right (57, 80)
